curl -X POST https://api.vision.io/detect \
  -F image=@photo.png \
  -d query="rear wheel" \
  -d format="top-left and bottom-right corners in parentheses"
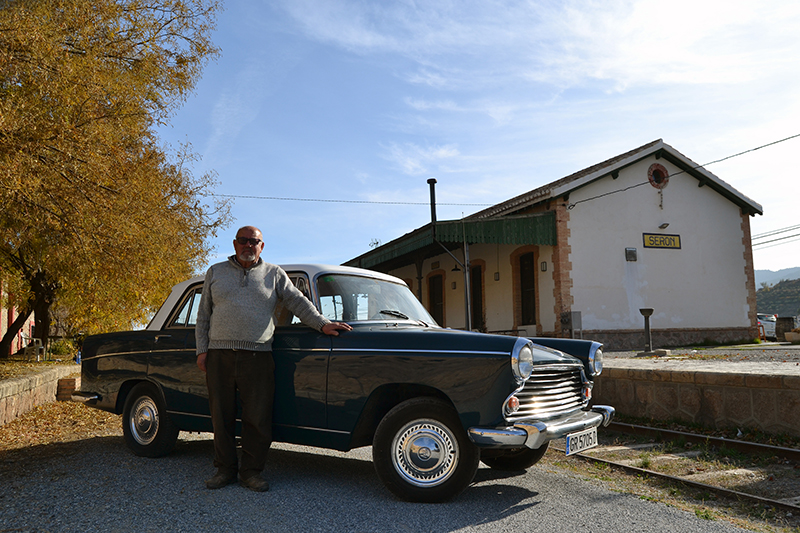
top-left (122, 382), bottom-right (178, 458)
top-left (372, 398), bottom-right (479, 503)
top-left (480, 442), bottom-right (549, 471)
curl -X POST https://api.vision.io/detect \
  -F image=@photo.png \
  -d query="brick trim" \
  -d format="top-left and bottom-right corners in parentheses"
top-left (552, 203), bottom-right (573, 337)
top-left (741, 211), bottom-right (758, 338)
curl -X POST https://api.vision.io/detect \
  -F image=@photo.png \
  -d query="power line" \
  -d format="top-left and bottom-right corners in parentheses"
top-left (752, 235), bottom-right (800, 251)
top-left (752, 232), bottom-right (800, 248)
top-left (752, 223), bottom-right (800, 240)
top-left (210, 133), bottom-right (800, 210)
top-left (210, 193), bottom-right (491, 207)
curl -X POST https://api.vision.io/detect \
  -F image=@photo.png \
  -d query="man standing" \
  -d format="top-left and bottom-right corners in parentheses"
top-left (195, 226), bottom-right (352, 492)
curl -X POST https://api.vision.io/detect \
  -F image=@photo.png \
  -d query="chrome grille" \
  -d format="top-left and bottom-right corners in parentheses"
top-left (505, 364), bottom-right (585, 423)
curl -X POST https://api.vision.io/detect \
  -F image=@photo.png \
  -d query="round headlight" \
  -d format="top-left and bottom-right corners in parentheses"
top-left (590, 345), bottom-right (603, 376)
top-left (512, 339), bottom-right (534, 382)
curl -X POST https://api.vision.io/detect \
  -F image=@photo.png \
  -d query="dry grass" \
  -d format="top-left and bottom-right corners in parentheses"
top-left (0, 400), bottom-right (121, 453)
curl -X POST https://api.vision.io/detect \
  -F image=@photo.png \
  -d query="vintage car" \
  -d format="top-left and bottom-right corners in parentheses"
top-left (74, 264), bottom-right (614, 502)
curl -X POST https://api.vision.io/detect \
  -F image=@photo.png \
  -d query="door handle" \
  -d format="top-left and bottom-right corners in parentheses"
top-left (154, 335), bottom-right (172, 344)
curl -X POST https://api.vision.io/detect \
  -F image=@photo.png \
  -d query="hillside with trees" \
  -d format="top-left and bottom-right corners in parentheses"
top-left (757, 278), bottom-right (800, 317)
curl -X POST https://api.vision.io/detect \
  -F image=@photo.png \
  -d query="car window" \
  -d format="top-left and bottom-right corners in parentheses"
top-left (316, 274), bottom-right (437, 325)
top-left (274, 273), bottom-right (312, 326)
top-left (168, 287), bottom-right (202, 328)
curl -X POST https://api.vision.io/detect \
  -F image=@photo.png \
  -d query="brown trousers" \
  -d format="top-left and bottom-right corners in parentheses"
top-left (206, 349), bottom-right (275, 480)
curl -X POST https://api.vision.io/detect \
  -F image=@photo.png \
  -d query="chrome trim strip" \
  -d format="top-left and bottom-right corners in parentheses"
top-left (330, 348), bottom-right (509, 356)
top-left (82, 350), bottom-right (152, 361)
top-left (163, 412), bottom-right (353, 437)
top-left (167, 410), bottom-right (212, 419)
top-left (274, 425), bottom-right (350, 436)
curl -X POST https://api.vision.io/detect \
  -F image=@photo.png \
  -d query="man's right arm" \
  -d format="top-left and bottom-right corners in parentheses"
top-left (195, 268), bottom-right (214, 372)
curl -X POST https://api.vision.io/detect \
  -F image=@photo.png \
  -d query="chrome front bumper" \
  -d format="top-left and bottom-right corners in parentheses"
top-left (468, 405), bottom-right (615, 450)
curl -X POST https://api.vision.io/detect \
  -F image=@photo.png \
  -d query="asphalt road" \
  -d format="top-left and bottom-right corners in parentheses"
top-left (0, 434), bottom-right (750, 533)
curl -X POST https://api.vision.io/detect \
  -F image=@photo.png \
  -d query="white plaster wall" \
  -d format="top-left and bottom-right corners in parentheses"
top-left (567, 157), bottom-right (752, 331)
top-left (537, 246), bottom-right (556, 333)
top-left (478, 244), bottom-right (512, 332)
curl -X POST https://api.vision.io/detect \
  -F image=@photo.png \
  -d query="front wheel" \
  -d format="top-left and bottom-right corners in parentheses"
top-left (122, 382), bottom-right (179, 458)
top-left (480, 442), bottom-right (549, 471)
top-left (372, 398), bottom-right (479, 503)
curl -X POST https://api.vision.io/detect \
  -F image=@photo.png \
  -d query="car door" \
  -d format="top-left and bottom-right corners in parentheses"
top-left (147, 283), bottom-right (212, 431)
top-left (271, 272), bottom-right (332, 445)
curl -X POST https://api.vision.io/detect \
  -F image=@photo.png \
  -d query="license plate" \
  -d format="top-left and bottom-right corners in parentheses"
top-left (565, 427), bottom-right (598, 455)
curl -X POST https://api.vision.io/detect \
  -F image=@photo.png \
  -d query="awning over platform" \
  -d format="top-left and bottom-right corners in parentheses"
top-left (345, 212), bottom-right (556, 271)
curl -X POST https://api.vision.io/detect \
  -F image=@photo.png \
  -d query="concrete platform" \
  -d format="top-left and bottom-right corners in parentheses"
top-left (596, 348), bottom-right (800, 437)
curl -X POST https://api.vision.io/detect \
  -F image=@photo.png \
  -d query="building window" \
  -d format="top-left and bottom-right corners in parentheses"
top-left (428, 273), bottom-right (444, 326)
top-left (470, 264), bottom-right (484, 331)
top-left (648, 163), bottom-right (669, 189)
top-left (519, 252), bottom-right (536, 325)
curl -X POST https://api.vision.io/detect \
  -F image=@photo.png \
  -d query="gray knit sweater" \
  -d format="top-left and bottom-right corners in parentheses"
top-left (195, 257), bottom-right (331, 354)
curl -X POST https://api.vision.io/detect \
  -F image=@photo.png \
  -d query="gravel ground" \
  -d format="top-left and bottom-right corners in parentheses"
top-left (0, 424), bottom-right (757, 533)
top-left (1, 345), bottom-right (799, 532)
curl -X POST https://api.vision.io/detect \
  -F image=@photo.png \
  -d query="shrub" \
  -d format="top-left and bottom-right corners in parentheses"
top-left (48, 339), bottom-right (75, 356)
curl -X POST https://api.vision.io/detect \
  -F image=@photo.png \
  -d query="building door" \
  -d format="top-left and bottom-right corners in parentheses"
top-left (428, 274), bottom-right (444, 326)
top-left (519, 252), bottom-right (536, 325)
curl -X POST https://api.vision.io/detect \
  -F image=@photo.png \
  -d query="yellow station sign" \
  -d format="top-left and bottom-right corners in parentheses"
top-left (643, 233), bottom-right (681, 249)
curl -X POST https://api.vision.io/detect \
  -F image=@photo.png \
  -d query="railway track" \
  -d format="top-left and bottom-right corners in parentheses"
top-left (551, 421), bottom-right (800, 515)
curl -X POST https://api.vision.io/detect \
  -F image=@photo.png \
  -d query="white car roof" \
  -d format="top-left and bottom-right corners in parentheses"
top-left (146, 263), bottom-right (406, 331)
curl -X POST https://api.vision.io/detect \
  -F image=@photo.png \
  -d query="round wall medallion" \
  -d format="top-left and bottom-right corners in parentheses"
top-left (648, 163), bottom-right (669, 189)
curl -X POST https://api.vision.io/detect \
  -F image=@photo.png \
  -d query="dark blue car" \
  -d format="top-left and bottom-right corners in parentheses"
top-left (74, 264), bottom-right (614, 502)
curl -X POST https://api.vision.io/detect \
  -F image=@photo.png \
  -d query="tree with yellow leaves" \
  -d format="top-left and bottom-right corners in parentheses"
top-left (0, 0), bottom-right (230, 355)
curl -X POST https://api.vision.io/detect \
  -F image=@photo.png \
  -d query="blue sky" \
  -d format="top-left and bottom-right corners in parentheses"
top-left (157, 0), bottom-right (800, 273)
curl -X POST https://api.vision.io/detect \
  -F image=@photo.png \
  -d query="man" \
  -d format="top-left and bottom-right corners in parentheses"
top-left (195, 226), bottom-right (352, 492)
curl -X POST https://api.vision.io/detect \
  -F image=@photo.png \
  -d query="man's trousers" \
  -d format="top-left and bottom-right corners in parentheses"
top-left (206, 349), bottom-right (274, 480)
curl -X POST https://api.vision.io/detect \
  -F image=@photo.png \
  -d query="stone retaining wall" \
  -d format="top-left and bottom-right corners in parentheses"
top-left (593, 362), bottom-right (800, 437)
top-left (0, 365), bottom-right (79, 426)
top-left (585, 327), bottom-right (757, 351)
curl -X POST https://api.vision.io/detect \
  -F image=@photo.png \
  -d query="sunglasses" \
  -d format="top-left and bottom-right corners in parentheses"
top-left (235, 237), bottom-right (262, 246)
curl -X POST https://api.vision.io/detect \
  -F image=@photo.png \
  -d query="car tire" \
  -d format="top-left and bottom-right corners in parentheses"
top-left (480, 441), bottom-right (549, 471)
top-left (122, 382), bottom-right (179, 458)
top-left (372, 397), bottom-right (479, 503)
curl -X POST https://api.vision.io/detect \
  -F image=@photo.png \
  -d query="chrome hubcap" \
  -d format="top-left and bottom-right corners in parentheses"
top-left (130, 397), bottom-right (159, 446)
top-left (391, 419), bottom-right (459, 487)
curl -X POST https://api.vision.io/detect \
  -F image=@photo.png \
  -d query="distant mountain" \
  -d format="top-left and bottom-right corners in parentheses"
top-left (755, 267), bottom-right (800, 288)
top-left (756, 278), bottom-right (800, 317)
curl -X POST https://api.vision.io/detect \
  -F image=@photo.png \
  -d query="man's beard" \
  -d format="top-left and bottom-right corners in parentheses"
top-left (238, 251), bottom-right (257, 262)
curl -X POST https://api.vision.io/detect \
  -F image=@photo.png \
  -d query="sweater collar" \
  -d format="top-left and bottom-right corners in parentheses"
top-left (228, 255), bottom-right (263, 270)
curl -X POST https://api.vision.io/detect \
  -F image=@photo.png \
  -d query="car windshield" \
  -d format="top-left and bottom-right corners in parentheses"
top-left (316, 274), bottom-right (437, 326)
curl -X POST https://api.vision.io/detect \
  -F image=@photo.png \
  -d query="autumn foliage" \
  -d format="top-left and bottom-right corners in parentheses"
top-left (0, 0), bottom-right (229, 352)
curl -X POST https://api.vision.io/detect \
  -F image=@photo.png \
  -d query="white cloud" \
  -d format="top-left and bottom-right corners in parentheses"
top-left (382, 142), bottom-right (461, 175)
top-left (277, 0), bottom-right (800, 91)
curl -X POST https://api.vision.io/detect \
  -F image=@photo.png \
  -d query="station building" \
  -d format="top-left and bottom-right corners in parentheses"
top-left (345, 140), bottom-right (762, 350)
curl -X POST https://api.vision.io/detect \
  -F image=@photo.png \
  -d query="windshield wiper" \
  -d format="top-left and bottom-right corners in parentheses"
top-left (379, 309), bottom-right (409, 320)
